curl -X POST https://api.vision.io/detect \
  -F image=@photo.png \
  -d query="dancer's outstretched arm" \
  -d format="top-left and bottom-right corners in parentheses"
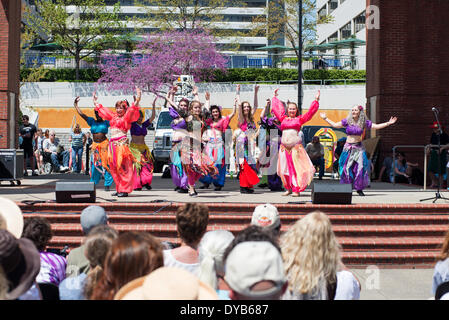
top-left (93, 92), bottom-right (114, 121)
top-left (73, 97), bottom-right (89, 123)
top-left (252, 84), bottom-right (259, 117)
top-left (371, 117), bottom-right (397, 130)
top-left (299, 90), bottom-right (320, 125)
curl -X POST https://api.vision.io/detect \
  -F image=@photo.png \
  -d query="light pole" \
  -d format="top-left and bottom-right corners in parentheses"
top-left (298, 0), bottom-right (303, 114)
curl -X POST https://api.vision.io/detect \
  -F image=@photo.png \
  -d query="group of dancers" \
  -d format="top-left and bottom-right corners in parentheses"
top-left (73, 85), bottom-right (397, 198)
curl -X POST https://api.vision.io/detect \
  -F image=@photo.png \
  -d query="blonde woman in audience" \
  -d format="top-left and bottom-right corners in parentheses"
top-left (198, 230), bottom-right (235, 300)
top-left (281, 211), bottom-right (360, 300)
top-left (432, 228), bottom-right (449, 297)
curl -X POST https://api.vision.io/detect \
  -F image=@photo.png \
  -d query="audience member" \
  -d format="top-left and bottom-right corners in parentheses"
top-left (163, 203), bottom-right (209, 276)
top-left (333, 137), bottom-right (346, 175)
top-left (34, 128), bottom-right (45, 174)
top-left (306, 136), bottom-right (325, 180)
top-left (375, 155), bottom-right (393, 182)
top-left (66, 205), bottom-right (108, 277)
top-left (0, 229), bottom-right (41, 300)
top-left (251, 203), bottom-right (281, 239)
top-left (427, 122), bottom-right (449, 188)
top-left (198, 230), bottom-right (235, 300)
top-left (390, 152), bottom-right (420, 184)
top-left (22, 217), bottom-right (67, 286)
top-left (432, 228), bottom-right (449, 297)
top-left (0, 196), bottom-right (24, 239)
top-left (280, 211), bottom-right (360, 300)
top-left (59, 225), bottom-right (118, 300)
top-left (90, 231), bottom-right (163, 300)
top-left (42, 130), bottom-right (70, 173)
top-left (19, 114), bottom-right (38, 176)
top-left (114, 267), bottom-right (218, 300)
top-left (69, 124), bottom-right (86, 174)
top-left (224, 241), bottom-right (287, 300)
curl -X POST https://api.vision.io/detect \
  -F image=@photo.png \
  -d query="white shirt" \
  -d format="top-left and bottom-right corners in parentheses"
top-left (335, 270), bottom-right (361, 300)
top-left (163, 249), bottom-right (200, 277)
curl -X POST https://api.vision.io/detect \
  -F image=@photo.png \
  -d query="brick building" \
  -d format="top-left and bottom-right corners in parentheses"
top-left (0, 1), bottom-right (21, 149)
top-left (366, 0), bottom-right (449, 169)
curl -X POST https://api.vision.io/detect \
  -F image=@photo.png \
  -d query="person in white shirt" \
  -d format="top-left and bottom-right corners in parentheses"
top-left (42, 130), bottom-right (70, 173)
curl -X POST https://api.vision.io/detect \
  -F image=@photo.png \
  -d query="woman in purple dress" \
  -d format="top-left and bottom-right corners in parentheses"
top-left (320, 106), bottom-right (397, 195)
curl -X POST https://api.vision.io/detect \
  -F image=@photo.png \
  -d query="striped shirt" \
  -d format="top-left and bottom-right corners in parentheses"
top-left (71, 132), bottom-right (85, 148)
top-left (36, 252), bottom-right (67, 285)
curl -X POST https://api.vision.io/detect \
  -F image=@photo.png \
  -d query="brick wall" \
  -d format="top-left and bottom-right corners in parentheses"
top-left (366, 0), bottom-right (449, 169)
top-left (0, 0), bottom-right (21, 149)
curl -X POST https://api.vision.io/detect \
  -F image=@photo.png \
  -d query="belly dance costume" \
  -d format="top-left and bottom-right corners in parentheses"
top-left (86, 117), bottom-right (114, 188)
top-left (130, 119), bottom-right (154, 190)
top-left (258, 114), bottom-right (284, 191)
top-left (199, 116), bottom-right (231, 188)
top-left (94, 103), bottom-right (140, 194)
top-left (271, 96), bottom-right (319, 193)
top-left (180, 119), bottom-right (218, 187)
top-left (235, 121), bottom-right (260, 190)
top-left (338, 118), bottom-right (372, 191)
top-left (169, 106), bottom-right (189, 191)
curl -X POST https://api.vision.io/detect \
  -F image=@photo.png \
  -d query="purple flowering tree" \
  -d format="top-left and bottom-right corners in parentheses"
top-left (97, 29), bottom-right (228, 94)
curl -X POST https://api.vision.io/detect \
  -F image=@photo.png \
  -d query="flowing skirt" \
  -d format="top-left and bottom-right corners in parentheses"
top-left (107, 136), bottom-right (136, 194)
top-left (199, 137), bottom-right (227, 187)
top-left (339, 142), bottom-right (370, 191)
top-left (90, 139), bottom-right (114, 187)
top-left (277, 143), bottom-right (315, 193)
top-left (129, 142), bottom-right (154, 189)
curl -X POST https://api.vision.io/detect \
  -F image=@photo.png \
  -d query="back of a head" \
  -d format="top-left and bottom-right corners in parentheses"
top-left (84, 225), bottom-right (119, 269)
top-left (80, 206), bottom-right (108, 235)
top-left (22, 217), bottom-right (52, 252)
top-left (90, 232), bottom-right (163, 300)
top-left (198, 230), bottom-right (235, 290)
top-left (280, 211), bottom-right (341, 297)
top-left (176, 203), bottom-right (209, 245)
top-left (224, 241), bottom-right (286, 300)
top-left (251, 203), bottom-right (281, 237)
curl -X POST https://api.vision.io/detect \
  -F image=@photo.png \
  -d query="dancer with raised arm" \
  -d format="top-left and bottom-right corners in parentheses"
top-left (320, 106), bottom-right (397, 196)
top-left (74, 96), bottom-right (114, 191)
top-left (271, 89), bottom-right (320, 197)
top-left (235, 84), bottom-right (260, 194)
top-left (130, 96), bottom-right (157, 191)
top-left (199, 92), bottom-right (237, 191)
top-left (93, 88), bottom-right (141, 197)
top-left (166, 86), bottom-right (190, 193)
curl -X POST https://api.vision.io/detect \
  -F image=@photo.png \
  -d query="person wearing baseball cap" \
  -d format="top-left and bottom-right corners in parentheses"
top-left (251, 203), bottom-right (281, 238)
top-left (224, 241), bottom-right (287, 300)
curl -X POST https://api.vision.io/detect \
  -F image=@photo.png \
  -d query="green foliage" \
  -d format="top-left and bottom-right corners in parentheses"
top-left (20, 68), bottom-right (366, 83)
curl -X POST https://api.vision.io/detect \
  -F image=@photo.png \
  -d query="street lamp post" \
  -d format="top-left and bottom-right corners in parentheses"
top-left (298, 0), bottom-right (303, 114)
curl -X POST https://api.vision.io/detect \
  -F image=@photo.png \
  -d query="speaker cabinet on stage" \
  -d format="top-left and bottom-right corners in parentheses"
top-left (311, 181), bottom-right (352, 204)
top-left (55, 182), bottom-right (96, 203)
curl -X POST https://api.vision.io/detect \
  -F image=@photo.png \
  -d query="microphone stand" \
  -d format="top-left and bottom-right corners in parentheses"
top-left (421, 108), bottom-right (449, 203)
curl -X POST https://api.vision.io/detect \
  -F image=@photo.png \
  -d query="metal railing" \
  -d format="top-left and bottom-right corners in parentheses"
top-left (392, 144), bottom-right (448, 190)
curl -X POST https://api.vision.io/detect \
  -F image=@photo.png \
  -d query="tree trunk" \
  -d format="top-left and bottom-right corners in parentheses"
top-left (75, 50), bottom-right (80, 81)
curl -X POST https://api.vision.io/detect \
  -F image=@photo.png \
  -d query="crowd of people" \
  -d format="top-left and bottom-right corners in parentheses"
top-left (1, 196), bottom-right (448, 301)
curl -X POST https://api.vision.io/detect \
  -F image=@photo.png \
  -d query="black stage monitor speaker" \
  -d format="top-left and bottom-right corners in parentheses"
top-left (55, 181), bottom-right (96, 203)
top-left (311, 180), bottom-right (352, 204)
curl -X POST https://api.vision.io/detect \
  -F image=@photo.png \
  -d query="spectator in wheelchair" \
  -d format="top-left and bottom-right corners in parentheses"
top-left (42, 130), bottom-right (70, 173)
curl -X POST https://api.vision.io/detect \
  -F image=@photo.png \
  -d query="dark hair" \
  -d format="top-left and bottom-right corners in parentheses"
top-left (176, 203), bottom-right (209, 245)
top-left (210, 105), bottom-right (222, 120)
top-left (22, 115), bottom-right (29, 121)
top-left (94, 110), bottom-right (103, 122)
top-left (90, 232), bottom-right (164, 300)
top-left (22, 217), bottom-right (52, 251)
top-left (223, 225), bottom-right (281, 264)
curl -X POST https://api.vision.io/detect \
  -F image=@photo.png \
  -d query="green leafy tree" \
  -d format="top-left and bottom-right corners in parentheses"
top-left (25, 0), bottom-right (124, 80)
top-left (251, 0), bottom-right (334, 59)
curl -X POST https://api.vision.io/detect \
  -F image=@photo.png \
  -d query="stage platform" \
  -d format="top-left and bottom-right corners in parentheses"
top-left (2, 172), bottom-right (449, 205)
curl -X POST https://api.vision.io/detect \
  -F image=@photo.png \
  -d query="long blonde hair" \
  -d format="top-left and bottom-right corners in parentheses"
top-left (280, 211), bottom-right (341, 296)
top-left (346, 105), bottom-right (369, 129)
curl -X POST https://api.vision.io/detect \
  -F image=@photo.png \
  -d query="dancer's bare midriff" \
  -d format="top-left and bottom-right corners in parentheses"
top-left (346, 135), bottom-right (363, 144)
top-left (281, 129), bottom-right (301, 149)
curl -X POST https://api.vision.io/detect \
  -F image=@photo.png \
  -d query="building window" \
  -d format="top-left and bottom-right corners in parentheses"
top-left (318, 5), bottom-right (327, 19)
top-left (354, 12), bottom-right (366, 33)
top-left (340, 22), bottom-right (352, 39)
top-left (328, 31), bottom-right (338, 42)
top-left (328, 0), bottom-right (338, 13)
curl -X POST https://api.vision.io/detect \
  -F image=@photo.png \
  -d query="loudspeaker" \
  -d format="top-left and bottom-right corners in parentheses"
top-left (55, 181), bottom-right (96, 203)
top-left (311, 180), bottom-right (352, 204)
top-left (0, 149), bottom-right (24, 179)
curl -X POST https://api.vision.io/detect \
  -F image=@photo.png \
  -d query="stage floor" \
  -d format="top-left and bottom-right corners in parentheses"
top-left (2, 172), bottom-right (449, 205)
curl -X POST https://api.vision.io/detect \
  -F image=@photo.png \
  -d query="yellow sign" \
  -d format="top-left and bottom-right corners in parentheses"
top-left (314, 128), bottom-right (338, 171)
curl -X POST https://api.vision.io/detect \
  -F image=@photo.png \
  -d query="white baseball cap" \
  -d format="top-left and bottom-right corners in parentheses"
top-left (251, 203), bottom-right (280, 231)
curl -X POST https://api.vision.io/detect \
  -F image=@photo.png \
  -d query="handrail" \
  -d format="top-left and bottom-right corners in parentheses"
top-left (392, 144), bottom-right (446, 190)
